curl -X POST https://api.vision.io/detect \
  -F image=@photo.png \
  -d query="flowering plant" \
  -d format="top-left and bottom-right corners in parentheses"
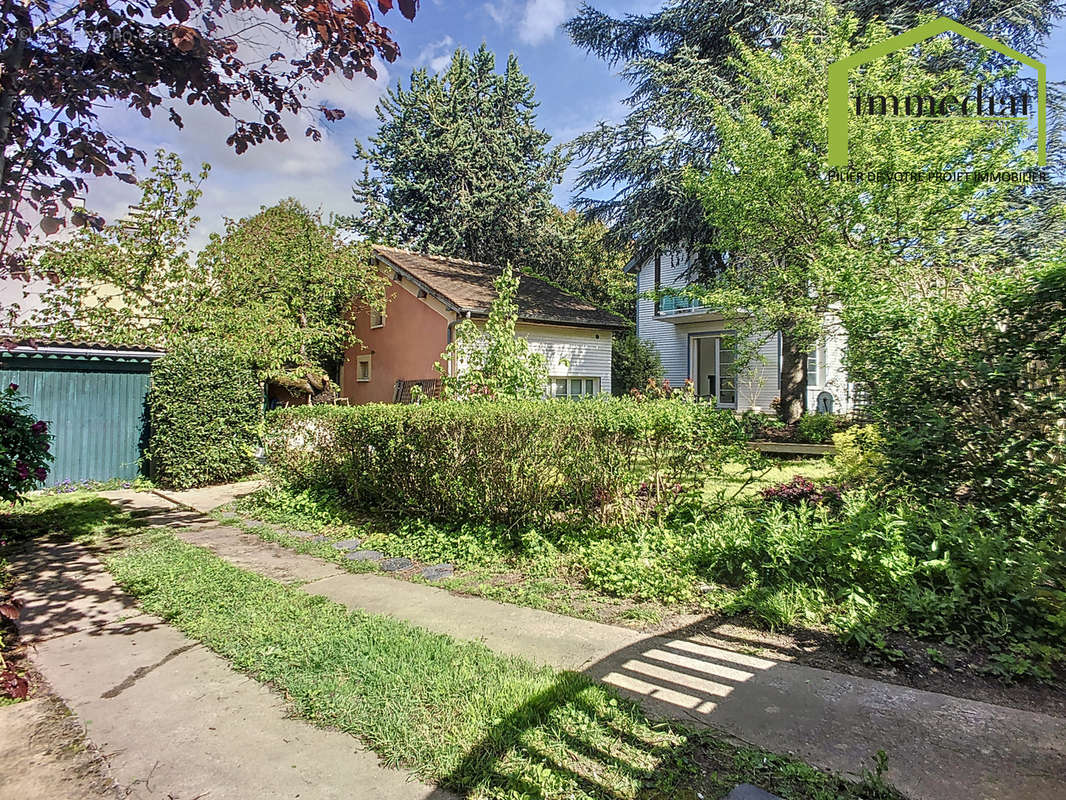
top-left (0, 383), bottom-right (53, 503)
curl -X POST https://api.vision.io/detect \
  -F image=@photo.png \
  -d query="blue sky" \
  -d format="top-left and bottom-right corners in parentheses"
top-left (88, 1), bottom-right (1066, 251)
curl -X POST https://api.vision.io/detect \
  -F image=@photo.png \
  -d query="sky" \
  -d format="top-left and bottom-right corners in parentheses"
top-left (79, 1), bottom-right (1066, 253)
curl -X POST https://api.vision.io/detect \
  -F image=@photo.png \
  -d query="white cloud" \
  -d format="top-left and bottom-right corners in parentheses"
top-left (78, 64), bottom-right (393, 254)
top-left (415, 36), bottom-right (456, 72)
top-left (518, 0), bottom-right (568, 45)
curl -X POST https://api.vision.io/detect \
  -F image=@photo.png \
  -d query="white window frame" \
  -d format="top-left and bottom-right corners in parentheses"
top-left (356, 355), bottom-right (372, 382)
top-left (807, 345), bottom-right (827, 388)
top-left (688, 335), bottom-right (737, 409)
top-left (551, 376), bottom-right (599, 400)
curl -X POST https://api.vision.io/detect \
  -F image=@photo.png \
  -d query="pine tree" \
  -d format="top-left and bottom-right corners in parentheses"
top-left (344, 45), bottom-right (568, 268)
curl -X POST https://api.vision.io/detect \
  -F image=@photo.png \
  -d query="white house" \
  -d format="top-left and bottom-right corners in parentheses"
top-left (630, 251), bottom-right (852, 414)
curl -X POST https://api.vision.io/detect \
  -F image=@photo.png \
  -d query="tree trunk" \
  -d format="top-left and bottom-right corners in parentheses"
top-left (779, 329), bottom-right (807, 424)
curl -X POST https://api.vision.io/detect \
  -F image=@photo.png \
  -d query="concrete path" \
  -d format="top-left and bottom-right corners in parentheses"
top-left (101, 488), bottom-right (1066, 800)
top-left (9, 534), bottom-right (452, 800)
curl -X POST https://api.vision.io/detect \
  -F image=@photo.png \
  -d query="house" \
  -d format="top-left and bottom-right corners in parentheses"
top-left (340, 247), bottom-right (626, 403)
top-left (629, 252), bottom-right (852, 414)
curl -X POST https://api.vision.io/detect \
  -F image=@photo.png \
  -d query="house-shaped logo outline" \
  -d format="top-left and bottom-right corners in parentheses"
top-left (827, 17), bottom-right (1046, 166)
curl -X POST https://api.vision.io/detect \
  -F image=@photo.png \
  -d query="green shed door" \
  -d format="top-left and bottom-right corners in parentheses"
top-left (0, 355), bottom-right (153, 484)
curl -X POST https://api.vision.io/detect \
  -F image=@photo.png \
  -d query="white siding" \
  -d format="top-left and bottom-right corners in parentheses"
top-left (517, 323), bottom-right (613, 396)
top-left (633, 252), bottom-right (850, 413)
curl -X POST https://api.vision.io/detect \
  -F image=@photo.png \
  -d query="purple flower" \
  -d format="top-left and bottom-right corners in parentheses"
top-left (31, 420), bottom-right (47, 434)
top-left (34, 467), bottom-right (47, 481)
top-left (7, 383), bottom-right (17, 392)
top-left (16, 462), bottom-right (29, 480)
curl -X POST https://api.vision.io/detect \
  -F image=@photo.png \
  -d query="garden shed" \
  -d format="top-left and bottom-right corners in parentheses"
top-left (0, 342), bottom-right (163, 484)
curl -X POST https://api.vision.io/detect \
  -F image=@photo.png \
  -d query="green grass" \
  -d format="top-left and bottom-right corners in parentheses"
top-left (104, 530), bottom-right (898, 800)
top-left (704, 457), bottom-right (836, 499)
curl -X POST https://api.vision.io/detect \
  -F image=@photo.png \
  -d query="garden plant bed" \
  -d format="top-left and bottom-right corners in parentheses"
top-left (222, 485), bottom-right (1066, 716)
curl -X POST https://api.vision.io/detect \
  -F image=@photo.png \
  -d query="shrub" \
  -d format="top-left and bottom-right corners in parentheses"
top-left (0, 383), bottom-right (52, 502)
top-left (845, 257), bottom-right (1066, 520)
top-left (611, 332), bottom-right (663, 396)
top-left (265, 398), bottom-right (751, 528)
top-left (832, 425), bottom-right (887, 485)
top-left (740, 410), bottom-right (785, 440)
top-left (148, 338), bottom-right (262, 489)
top-left (796, 412), bottom-right (841, 444)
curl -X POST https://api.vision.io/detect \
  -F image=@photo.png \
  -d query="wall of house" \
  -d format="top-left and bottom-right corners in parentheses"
top-left (518, 323), bottom-right (614, 396)
top-left (341, 274), bottom-right (451, 404)
top-left (633, 252), bottom-right (851, 413)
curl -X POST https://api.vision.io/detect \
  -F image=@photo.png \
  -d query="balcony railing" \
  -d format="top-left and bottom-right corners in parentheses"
top-left (657, 293), bottom-right (704, 316)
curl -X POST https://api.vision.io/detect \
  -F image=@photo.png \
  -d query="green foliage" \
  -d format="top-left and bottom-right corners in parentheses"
top-left (197, 199), bottom-right (384, 378)
top-left (148, 338), bottom-right (262, 489)
top-left (0, 383), bottom-right (53, 502)
top-left (565, 0), bottom-right (1059, 260)
top-left (345, 45), bottom-right (566, 268)
top-left (845, 255), bottom-right (1066, 521)
top-left (25, 151), bottom-right (210, 347)
top-left (796, 413), bottom-right (842, 444)
top-left (531, 208), bottom-right (635, 319)
top-left (611, 332), bottom-right (663, 396)
top-left (265, 397), bottom-right (751, 528)
top-left (740, 411), bottom-right (786, 439)
top-left (832, 425), bottom-right (887, 485)
top-left (681, 11), bottom-right (1037, 419)
top-left (436, 265), bottom-right (549, 400)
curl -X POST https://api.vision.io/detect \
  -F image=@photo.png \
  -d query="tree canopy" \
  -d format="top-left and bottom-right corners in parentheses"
top-left (0, 0), bottom-right (419, 269)
top-left (682, 10), bottom-right (1041, 420)
top-left (565, 0), bottom-right (1062, 265)
top-left (25, 154), bottom-right (383, 391)
top-left (344, 44), bottom-right (567, 268)
top-left (198, 198), bottom-right (385, 380)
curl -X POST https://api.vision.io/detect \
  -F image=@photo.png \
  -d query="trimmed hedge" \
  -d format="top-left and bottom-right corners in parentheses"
top-left (149, 339), bottom-right (262, 489)
top-left (265, 399), bottom-right (750, 527)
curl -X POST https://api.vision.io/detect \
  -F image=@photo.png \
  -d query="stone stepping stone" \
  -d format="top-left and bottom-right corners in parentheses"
top-left (241, 519), bottom-right (268, 527)
top-left (286, 530), bottom-right (314, 539)
top-left (420, 563), bottom-right (454, 581)
top-left (380, 557), bottom-right (414, 572)
top-left (346, 550), bottom-right (384, 562)
top-left (310, 535), bottom-right (329, 543)
top-left (331, 538), bottom-right (363, 550)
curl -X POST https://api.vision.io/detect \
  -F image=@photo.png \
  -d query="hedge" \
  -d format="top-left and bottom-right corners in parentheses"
top-left (265, 398), bottom-right (750, 527)
top-left (149, 338), bottom-right (262, 489)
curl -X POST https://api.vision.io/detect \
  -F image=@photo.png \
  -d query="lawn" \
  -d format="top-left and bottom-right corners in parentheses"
top-left (2, 493), bottom-right (899, 800)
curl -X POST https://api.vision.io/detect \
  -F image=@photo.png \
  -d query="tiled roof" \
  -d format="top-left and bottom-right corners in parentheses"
top-left (373, 246), bottom-right (628, 330)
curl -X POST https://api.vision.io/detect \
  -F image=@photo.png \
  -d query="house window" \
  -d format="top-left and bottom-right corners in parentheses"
top-left (552, 377), bottom-right (598, 399)
top-left (807, 346), bottom-right (827, 387)
top-left (370, 307), bottom-right (384, 328)
top-left (356, 355), bottom-right (371, 382)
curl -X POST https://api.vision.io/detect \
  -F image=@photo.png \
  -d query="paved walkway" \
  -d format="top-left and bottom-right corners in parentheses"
top-left (82, 490), bottom-right (1066, 799)
top-left (10, 527), bottom-right (451, 799)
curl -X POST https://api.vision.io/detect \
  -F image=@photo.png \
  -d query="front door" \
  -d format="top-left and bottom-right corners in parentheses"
top-left (691, 336), bottom-right (737, 408)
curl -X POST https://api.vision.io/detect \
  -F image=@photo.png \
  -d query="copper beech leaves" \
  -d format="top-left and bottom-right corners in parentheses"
top-left (0, 0), bottom-right (420, 269)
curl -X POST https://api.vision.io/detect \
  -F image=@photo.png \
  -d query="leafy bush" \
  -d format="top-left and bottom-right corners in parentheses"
top-left (0, 383), bottom-right (52, 502)
top-left (148, 338), bottom-right (262, 489)
top-left (760, 475), bottom-right (841, 508)
top-left (740, 411), bottom-right (786, 439)
top-left (832, 425), bottom-right (887, 485)
top-left (611, 332), bottom-right (663, 396)
top-left (796, 413), bottom-right (841, 444)
top-left (845, 257), bottom-right (1066, 520)
top-left (266, 398), bottom-right (751, 527)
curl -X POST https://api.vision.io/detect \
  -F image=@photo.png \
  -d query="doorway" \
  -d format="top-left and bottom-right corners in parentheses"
top-left (690, 335), bottom-right (737, 408)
